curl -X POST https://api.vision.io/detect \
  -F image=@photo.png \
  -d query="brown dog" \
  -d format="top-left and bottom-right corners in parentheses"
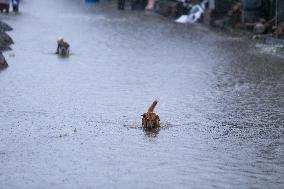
top-left (142, 100), bottom-right (160, 129)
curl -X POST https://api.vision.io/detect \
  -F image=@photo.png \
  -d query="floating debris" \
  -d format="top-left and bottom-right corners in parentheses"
top-left (175, 0), bottom-right (208, 24)
top-left (0, 20), bottom-right (13, 70)
top-left (0, 52), bottom-right (8, 69)
top-left (0, 32), bottom-right (14, 51)
top-left (0, 20), bottom-right (13, 32)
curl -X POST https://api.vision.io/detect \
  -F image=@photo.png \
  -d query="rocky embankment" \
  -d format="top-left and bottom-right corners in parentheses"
top-left (0, 20), bottom-right (13, 70)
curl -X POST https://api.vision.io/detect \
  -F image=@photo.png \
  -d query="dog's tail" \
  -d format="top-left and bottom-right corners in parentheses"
top-left (148, 100), bottom-right (158, 112)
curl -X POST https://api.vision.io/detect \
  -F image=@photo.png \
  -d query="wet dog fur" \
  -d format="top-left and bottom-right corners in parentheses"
top-left (141, 100), bottom-right (160, 129)
top-left (56, 38), bottom-right (70, 56)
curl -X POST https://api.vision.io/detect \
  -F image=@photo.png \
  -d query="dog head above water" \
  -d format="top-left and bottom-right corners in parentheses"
top-left (142, 112), bottom-right (160, 128)
top-left (56, 37), bottom-right (70, 56)
top-left (142, 100), bottom-right (160, 129)
top-left (57, 37), bottom-right (64, 44)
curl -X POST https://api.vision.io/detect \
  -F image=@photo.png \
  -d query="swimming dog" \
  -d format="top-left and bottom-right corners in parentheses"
top-left (56, 37), bottom-right (70, 56)
top-left (141, 100), bottom-right (160, 129)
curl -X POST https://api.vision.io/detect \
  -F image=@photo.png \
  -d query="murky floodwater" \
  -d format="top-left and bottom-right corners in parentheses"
top-left (0, 0), bottom-right (283, 188)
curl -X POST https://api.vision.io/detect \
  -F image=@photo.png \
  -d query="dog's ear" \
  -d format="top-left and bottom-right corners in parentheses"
top-left (156, 115), bottom-right (160, 121)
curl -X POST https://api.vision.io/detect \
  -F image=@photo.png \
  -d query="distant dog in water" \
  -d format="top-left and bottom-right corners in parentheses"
top-left (56, 37), bottom-right (70, 56)
top-left (142, 100), bottom-right (160, 129)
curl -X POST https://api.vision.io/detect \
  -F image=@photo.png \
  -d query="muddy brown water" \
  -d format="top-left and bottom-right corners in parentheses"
top-left (0, 0), bottom-right (283, 188)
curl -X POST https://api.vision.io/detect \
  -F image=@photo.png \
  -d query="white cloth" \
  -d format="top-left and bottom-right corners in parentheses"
top-left (175, 0), bottom-right (209, 24)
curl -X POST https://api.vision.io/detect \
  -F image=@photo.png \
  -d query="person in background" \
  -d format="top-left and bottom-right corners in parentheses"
top-left (145, 0), bottom-right (155, 11)
top-left (118, 0), bottom-right (125, 10)
top-left (11, 0), bottom-right (20, 12)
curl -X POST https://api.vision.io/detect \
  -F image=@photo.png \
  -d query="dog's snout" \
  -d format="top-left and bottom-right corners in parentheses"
top-left (147, 121), bottom-right (153, 128)
top-left (141, 109), bottom-right (160, 128)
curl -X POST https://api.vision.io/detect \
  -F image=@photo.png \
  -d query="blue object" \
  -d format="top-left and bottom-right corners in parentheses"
top-left (85, 0), bottom-right (98, 3)
top-left (11, 0), bottom-right (20, 12)
top-left (11, 0), bottom-right (20, 4)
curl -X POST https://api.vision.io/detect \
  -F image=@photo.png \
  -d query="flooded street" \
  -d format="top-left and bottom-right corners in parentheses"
top-left (0, 0), bottom-right (284, 188)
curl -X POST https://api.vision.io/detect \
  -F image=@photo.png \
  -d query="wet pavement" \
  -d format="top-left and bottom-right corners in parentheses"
top-left (0, 0), bottom-right (284, 188)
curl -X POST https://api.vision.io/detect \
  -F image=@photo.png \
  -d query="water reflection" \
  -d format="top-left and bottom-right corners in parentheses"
top-left (143, 127), bottom-right (160, 138)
